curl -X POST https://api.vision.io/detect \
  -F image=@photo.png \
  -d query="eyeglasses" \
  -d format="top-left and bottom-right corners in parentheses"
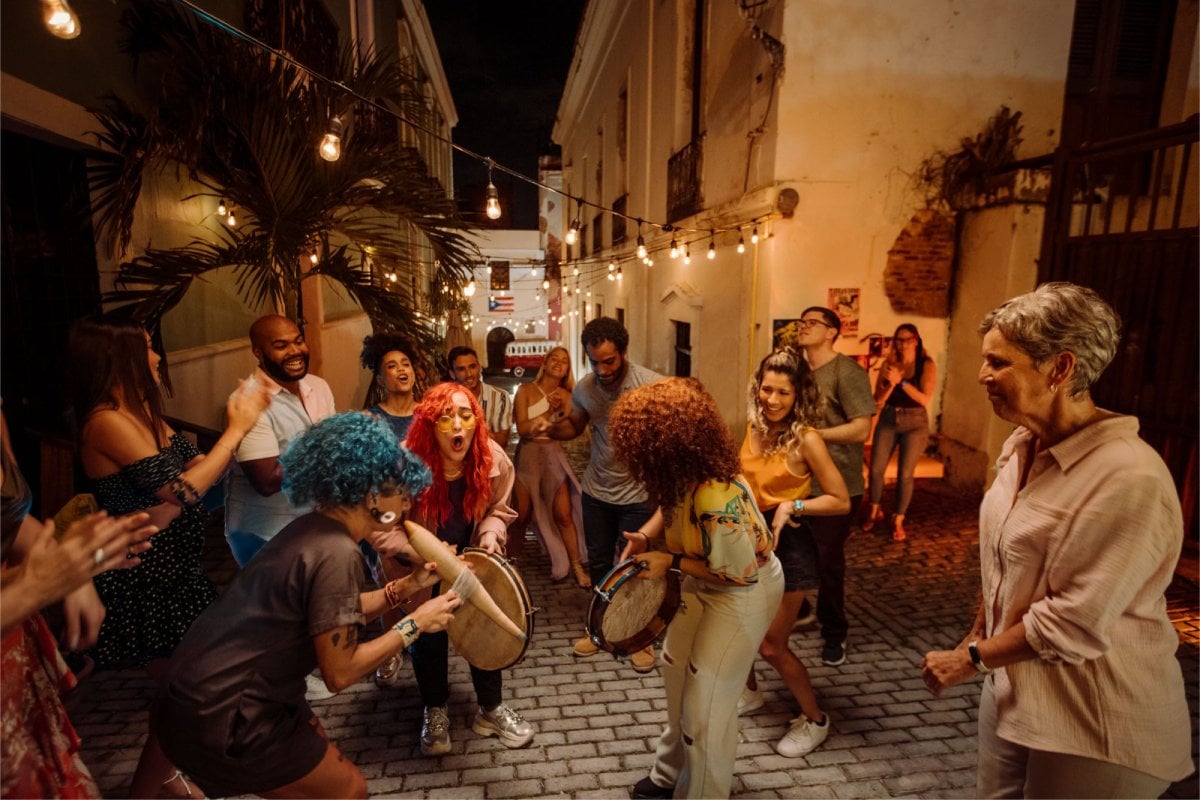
top-left (435, 409), bottom-right (477, 432)
top-left (799, 318), bottom-right (833, 329)
top-left (894, 336), bottom-right (918, 344)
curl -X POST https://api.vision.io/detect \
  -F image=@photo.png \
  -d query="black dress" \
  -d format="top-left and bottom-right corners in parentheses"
top-left (90, 433), bottom-right (217, 669)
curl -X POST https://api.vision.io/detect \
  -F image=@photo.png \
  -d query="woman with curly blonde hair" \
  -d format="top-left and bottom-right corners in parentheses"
top-left (738, 348), bottom-right (849, 758)
top-left (613, 378), bottom-right (784, 800)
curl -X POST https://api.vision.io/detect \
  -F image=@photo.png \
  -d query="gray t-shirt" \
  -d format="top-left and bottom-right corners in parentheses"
top-left (810, 353), bottom-right (875, 498)
top-left (572, 361), bottom-right (663, 505)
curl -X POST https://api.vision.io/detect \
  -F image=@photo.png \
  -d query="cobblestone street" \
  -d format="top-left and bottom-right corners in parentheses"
top-left (65, 457), bottom-right (1199, 798)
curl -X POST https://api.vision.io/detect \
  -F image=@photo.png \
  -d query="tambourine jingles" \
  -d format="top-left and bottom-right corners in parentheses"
top-left (586, 558), bottom-right (682, 657)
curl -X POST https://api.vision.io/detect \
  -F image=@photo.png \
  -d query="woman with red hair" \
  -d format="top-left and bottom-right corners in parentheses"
top-left (399, 382), bottom-right (534, 756)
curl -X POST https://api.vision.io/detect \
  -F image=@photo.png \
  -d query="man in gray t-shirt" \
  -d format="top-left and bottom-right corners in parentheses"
top-left (536, 317), bottom-right (662, 672)
top-left (797, 306), bottom-right (874, 668)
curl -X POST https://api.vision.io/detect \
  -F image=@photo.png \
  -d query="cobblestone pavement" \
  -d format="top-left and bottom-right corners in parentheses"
top-left (65, 453), bottom-right (1199, 798)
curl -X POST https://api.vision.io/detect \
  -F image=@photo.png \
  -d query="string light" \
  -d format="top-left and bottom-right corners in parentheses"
top-left (217, 199), bottom-right (227, 216)
top-left (318, 116), bottom-right (343, 162)
top-left (309, 251), bottom-right (318, 264)
top-left (635, 220), bottom-right (647, 259)
top-left (707, 231), bottom-right (716, 260)
top-left (751, 225), bottom-right (759, 244)
top-left (616, 266), bottom-right (623, 281)
top-left (683, 245), bottom-right (691, 265)
top-left (573, 265), bottom-right (580, 276)
top-left (669, 239), bottom-right (679, 259)
top-left (41, 0), bottom-right (80, 39)
top-left (737, 233), bottom-right (745, 254)
top-left (542, 279), bottom-right (550, 290)
top-left (565, 198), bottom-right (580, 246)
top-left (484, 159), bottom-right (502, 220)
top-left (608, 260), bottom-right (616, 273)
top-left (226, 209), bottom-right (237, 227)
top-left (464, 279), bottom-right (477, 297)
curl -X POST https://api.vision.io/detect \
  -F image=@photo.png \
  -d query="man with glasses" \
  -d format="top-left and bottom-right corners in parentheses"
top-left (795, 307), bottom-right (874, 666)
top-left (534, 317), bottom-right (663, 673)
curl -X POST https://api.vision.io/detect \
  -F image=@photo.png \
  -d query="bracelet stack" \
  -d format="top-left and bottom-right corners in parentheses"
top-left (383, 579), bottom-right (404, 608)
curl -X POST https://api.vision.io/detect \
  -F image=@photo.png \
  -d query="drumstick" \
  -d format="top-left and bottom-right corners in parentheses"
top-left (403, 521), bottom-right (526, 641)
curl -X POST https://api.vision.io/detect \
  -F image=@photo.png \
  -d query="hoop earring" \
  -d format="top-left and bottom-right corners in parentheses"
top-left (370, 507), bottom-right (398, 525)
top-left (1049, 383), bottom-right (1058, 394)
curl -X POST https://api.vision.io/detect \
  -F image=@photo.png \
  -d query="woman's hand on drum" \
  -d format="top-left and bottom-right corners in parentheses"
top-left (409, 590), bottom-right (462, 635)
top-left (633, 551), bottom-right (672, 581)
top-left (477, 530), bottom-right (503, 555)
top-left (619, 529), bottom-right (650, 561)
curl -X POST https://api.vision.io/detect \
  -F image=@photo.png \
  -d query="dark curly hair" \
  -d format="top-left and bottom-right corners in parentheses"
top-left (405, 382), bottom-right (494, 527)
top-left (581, 316), bottom-right (629, 354)
top-left (360, 332), bottom-right (425, 406)
top-left (281, 412), bottom-right (431, 508)
top-left (747, 348), bottom-right (824, 455)
top-left (610, 378), bottom-right (740, 524)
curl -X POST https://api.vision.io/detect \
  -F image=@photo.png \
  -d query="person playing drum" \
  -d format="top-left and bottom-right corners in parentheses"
top-left (153, 412), bottom-right (462, 799)
top-left (613, 378), bottom-right (785, 799)
top-left (739, 348), bottom-right (850, 757)
top-left (399, 382), bottom-right (535, 755)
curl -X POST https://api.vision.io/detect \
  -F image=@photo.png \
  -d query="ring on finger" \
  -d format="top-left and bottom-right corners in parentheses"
top-left (93, 547), bottom-right (106, 565)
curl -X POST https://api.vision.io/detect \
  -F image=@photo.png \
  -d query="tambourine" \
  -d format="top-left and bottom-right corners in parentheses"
top-left (444, 548), bottom-right (536, 671)
top-left (586, 558), bottom-right (682, 657)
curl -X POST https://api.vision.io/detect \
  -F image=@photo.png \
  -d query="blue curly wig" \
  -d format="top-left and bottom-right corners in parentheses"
top-left (281, 412), bottom-right (432, 508)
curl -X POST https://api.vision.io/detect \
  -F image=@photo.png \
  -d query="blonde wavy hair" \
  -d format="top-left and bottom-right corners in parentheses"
top-left (533, 345), bottom-right (575, 392)
top-left (746, 348), bottom-right (823, 455)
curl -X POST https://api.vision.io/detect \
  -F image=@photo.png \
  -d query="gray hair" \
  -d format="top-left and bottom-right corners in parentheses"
top-left (978, 282), bottom-right (1122, 397)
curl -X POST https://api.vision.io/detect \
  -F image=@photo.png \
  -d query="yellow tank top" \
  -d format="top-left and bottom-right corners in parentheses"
top-left (739, 425), bottom-right (813, 511)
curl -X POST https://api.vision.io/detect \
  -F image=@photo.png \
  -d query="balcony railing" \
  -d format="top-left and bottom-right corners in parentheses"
top-left (667, 140), bottom-right (703, 223)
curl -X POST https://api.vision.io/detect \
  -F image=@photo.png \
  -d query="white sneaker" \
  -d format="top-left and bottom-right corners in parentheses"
top-left (305, 672), bottom-right (336, 702)
top-left (774, 714), bottom-right (830, 757)
top-left (737, 685), bottom-right (764, 715)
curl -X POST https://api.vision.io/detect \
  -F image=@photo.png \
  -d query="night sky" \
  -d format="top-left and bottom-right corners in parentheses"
top-left (424, 0), bottom-right (585, 230)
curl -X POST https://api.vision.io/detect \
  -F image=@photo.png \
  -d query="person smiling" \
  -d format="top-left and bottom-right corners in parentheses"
top-left (399, 382), bottom-right (532, 755)
top-left (738, 348), bottom-right (850, 757)
top-left (921, 283), bottom-right (1192, 798)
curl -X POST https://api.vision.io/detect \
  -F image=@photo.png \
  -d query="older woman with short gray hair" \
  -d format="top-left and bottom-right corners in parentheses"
top-left (921, 282), bottom-right (1192, 798)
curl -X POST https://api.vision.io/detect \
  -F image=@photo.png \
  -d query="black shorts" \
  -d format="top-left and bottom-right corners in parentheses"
top-left (766, 507), bottom-right (819, 592)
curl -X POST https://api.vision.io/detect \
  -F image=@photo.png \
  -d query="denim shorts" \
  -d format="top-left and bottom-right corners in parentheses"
top-left (767, 507), bottom-right (819, 592)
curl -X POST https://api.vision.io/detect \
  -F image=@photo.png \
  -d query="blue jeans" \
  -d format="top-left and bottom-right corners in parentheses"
top-left (868, 405), bottom-right (929, 515)
top-left (581, 493), bottom-right (656, 586)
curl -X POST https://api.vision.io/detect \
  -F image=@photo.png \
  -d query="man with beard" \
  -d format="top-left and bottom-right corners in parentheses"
top-left (224, 315), bottom-right (336, 566)
top-left (533, 317), bottom-right (662, 673)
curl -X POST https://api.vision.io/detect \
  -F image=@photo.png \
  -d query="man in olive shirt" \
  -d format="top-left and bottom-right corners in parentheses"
top-left (796, 306), bottom-right (875, 667)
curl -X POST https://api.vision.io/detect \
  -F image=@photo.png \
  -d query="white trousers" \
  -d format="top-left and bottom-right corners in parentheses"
top-left (649, 555), bottom-right (784, 798)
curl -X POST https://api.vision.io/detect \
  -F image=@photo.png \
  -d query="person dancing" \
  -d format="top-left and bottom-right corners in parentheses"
top-left (513, 346), bottom-right (588, 587)
top-left (615, 378), bottom-right (784, 799)
top-left (862, 323), bottom-right (936, 541)
top-left (738, 349), bottom-right (849, 757)
top-left (68, 315), bottom-right (269, 798)
top-left (399, 382), bottom-right (534, 755)
top-left (155, 412), bottom-right (461, 798)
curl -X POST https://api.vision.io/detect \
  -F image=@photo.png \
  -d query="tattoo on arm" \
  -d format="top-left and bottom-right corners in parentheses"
top-left (331, 631), bottom-right (340, 648)
top-left (342, 626), bottom-right (357, 650)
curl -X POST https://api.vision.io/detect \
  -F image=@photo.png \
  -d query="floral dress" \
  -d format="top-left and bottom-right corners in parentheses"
top-left (90, 433), bottom-right (217, 669)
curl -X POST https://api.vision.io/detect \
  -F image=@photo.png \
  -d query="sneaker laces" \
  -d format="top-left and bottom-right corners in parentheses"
top-left (488, 704), bottom-right (524, 727)
top-left (425, 707), bottom-right (449, 735)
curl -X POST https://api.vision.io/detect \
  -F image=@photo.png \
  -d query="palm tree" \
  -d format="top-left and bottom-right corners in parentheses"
top-left (89, 0), bottom-right (476, 351)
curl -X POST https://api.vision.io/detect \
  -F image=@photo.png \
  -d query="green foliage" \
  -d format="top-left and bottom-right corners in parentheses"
top-left (87, 0), bottom-right (477, 348)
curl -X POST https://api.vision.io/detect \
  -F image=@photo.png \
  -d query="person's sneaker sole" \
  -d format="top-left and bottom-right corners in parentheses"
top-left (471, 719), bottom-right (534, 749)
top-left (820, 643), bottom-right (847, 666)
top-left (419, 739), bottom-right (451, 756)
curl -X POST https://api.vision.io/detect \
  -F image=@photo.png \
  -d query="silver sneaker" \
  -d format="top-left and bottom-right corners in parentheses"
top-left (420, 705), bottom-right (451, 755)
top-left (471, 703), bottom-right (535, 749)
top-left (374, 653), bottom-right (404, 689)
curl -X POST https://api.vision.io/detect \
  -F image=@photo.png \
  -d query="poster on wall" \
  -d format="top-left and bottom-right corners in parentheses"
top-left (772, 319), bottom-right (804, 351)
top-left (828, 287), bottom-right (860, 335)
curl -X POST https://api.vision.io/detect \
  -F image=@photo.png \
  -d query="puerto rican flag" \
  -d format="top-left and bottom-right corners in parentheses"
top-left (488, 295), bottom-right (515, 313)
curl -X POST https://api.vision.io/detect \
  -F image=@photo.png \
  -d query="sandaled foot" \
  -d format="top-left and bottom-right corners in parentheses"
top-left (160, 771), bottom-right (202, 799)
top-left (861, 503), bottom-right (884, 532)
top-left (571, 561), bottom-right (592, 589)
top-left (892, 515), bottom-right (907, 542)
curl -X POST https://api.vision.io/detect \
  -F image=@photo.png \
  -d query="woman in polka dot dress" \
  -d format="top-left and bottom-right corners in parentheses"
top-left (68, 316), bottom-right (269, 799)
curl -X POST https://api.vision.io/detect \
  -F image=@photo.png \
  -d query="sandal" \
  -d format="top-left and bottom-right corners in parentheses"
top-left (891, 514), bottom-right (907, 542)
top-left (571, 561), bottom-right (592, 589)
top-left (160, 771), bottom-right (202, 799)
top-left (861, 504), bottom-right (884, 532)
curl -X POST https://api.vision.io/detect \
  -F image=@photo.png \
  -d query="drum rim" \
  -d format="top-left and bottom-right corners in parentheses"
top-left (443, 548), bottom-right (535, 670)
top-left (585, 558), bottom-right (682, 657)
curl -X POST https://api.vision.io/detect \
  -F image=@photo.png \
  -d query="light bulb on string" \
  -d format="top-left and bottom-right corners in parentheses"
top-left (309, 251), bottom-right (319, 265)
top-left (217, 199), bottom-right (227, 216)
top-left (751, 225), bottom-right (759, 244)
top-left (484, 159), bottom-right (502, 220)
top-left (707, 232), bottom-right (716, 260)
top-left (464, 280), bottom-right (477, 298)
top-left (226, 209), bottom-right (237, 227)
top-left (737, 234), bottom-right (745, 254)
top-left (42, 0), bottom-right (80, 39)
top-left (565, 198), bottom-right (580, 246)
top-left (683, 244), bottom-right (691, 265)
top-left (616, 266), bottom-right (623, 281)
top-left (635, 219), bottom-right (647, 259)
top-left (607, 272), bottom-right (615, 282)
top-left (319, 116), bottom-right (343, 162)
top-left (486, 264), bottom-right (492, 276)
top-left (608, 260), bottom-right (615, 273)
top-left (645, 257), bottom-right (653, 267)
top-left (573, 265), bottom-right (580, 276)
top-left (542, 279), bottom-right (550, 290)
top-left (669, 239), bottom-right (679, 259)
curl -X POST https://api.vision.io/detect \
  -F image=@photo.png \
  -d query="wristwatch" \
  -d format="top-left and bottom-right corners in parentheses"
top-left (669, 553), bottom-right (684, 574)
top-left (967, 640), bottom-right (991, 673)
top-left (791, 498), bottom-right (806, 517)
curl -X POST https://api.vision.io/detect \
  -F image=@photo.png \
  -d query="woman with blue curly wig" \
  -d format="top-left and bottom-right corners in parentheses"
top-left (153, 413), bottom-right (462, 799)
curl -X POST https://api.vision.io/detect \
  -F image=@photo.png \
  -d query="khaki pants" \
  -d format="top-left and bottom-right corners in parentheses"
top-left (977, 679), bottom-right (1170, 799)
top-left (649, 555), bottom-right (784, 798)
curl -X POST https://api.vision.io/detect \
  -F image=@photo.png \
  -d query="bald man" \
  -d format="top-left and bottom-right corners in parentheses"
top-left (224, 315), bottom-right (336, 566)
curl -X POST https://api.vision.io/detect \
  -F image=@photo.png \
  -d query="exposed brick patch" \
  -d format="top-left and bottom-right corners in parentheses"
top-left (884, 209), bottom-right (955, 316)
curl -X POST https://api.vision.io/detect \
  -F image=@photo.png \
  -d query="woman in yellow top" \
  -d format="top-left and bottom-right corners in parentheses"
top-left (613, 378), bottom-right (784, 800)
top-left (739, 349), bottom-right (850, 758)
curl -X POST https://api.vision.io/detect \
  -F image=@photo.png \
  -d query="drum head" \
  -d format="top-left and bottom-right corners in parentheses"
top-left (444, 549), bottom-right (533, 671)
top-left (586, 559), bottom-right (681, 657)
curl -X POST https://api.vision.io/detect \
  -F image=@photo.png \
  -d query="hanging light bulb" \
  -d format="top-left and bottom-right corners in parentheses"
top-left (607, 272), bottom-right (615, 282)
top-left (737, 234), bottom-right (746, 254)
top-left (608, 260), bottom-right (616, 272)
top-left (616, 266), bottom-right (623, 281)
top-left (484, 159), bottom-right (502, 220)
top-left (41, 0), bottom-right (80, 39)
top-left (542, 279), bottom-right (550, 290)
top-left (486, 264), bottom-right (493, 276)
top-left (226, 209), bottom-right (237, 227)
top-left (217, 199), bottom-right (227, 217)
top-left (565, 199), bottom-right (580, 246)
top-left (309, 251), bottom-right (319, 264)
top-left (573, 265), bottom-right (580, 276)
top-left (669, 238), bottom-right (679, 259)
top-left (707, 232), bottom-right (716, 260)
top-left (319, 116), bottom-right (343, 162)
top-left (464, 279), bottom-right (477, 298)
top-left (751, 225), bottom-right (760, 245)
top-left (635, 219), bottom-right (647, 259)
top-left (683, 245), bottom-right (691, 265)
top-left (645, 257), bottom-right (654, 267)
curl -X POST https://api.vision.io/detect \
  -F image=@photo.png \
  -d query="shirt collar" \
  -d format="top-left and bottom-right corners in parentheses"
top-left (1041, 413), bottom-right (1139, 472)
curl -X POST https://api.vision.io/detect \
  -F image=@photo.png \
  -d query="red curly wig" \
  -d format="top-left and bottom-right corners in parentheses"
top-left (405, 381), bottom-right (494, 528)
top-left (610, 377), bottom-right (741, 524)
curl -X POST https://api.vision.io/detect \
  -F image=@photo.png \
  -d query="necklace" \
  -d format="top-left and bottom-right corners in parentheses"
top-left (443, 463), bottom-right (464, 480)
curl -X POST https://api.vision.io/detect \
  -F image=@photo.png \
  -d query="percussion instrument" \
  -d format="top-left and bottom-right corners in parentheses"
top-left (586, 558), bottom-right (681, 657)
top-left (444, 548), bottom-right (535, 670)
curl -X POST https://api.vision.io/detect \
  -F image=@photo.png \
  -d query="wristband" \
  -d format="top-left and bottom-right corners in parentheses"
top-left (670, 552), bottom-right (683, 574)
top-left (394, 617), bottom-right (420, 648)
top-left (968, 640), bottom-right (991, 673)
top-left (383, 579), bottom-right (404, 608)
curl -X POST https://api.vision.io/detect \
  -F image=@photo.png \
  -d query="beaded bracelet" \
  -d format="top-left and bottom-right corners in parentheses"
top-left (383, 579), bottom-right (404, 608)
